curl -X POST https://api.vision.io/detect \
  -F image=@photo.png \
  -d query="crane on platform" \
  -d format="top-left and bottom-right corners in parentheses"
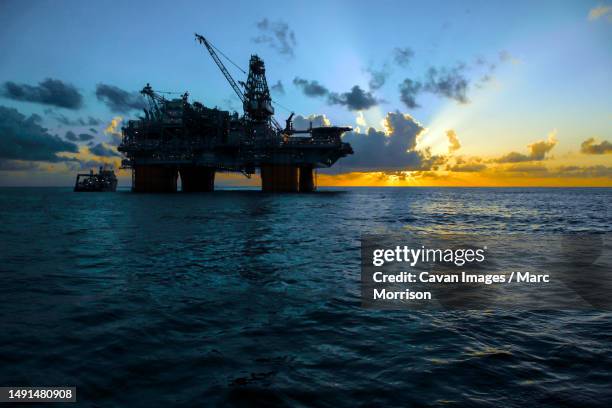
top-left (195, 33), bottom-right (286, 132)
top-left (140, 83), bottom-right (165, 121)
top-left (140, 83), bottom-right (190, 123)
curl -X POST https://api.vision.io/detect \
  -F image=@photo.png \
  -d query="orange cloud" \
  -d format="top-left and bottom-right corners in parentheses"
top-left (588, 5), bottom-right (612, 21)
top-left (104, 116), bottom-right (123, 145)
top-left (446, 129), bottom-right (461, 153)
top-left (581, 138), bottom-right (612, 154)
top-left (495, 130), bottom-right (557, 163)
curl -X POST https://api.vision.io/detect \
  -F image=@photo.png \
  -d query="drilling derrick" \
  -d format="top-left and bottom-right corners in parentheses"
top-left (244, 56), bottom-right (274, 123)
top-left (118, 34), bottom-right (353, 193)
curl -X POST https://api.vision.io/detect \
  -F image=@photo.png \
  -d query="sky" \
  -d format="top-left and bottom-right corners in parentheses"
top-left (0, 0), bottom-right (611, 186)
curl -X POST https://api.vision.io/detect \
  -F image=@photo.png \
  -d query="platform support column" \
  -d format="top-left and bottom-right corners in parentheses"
top-left (180, 166), bottom-right (215, 192)
top-left (298, 165), bottom-right (315, 192)
top-left (261, 164), bottom-right (299, 192)
top-left (133, 165), bottom-right (178, 193)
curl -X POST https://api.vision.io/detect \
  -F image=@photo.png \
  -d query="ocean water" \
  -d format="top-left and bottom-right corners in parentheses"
top-left (0, 187), bottom-right (610, 407)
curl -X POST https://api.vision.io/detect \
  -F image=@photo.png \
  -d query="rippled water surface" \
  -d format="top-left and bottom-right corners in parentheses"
top-left (0, 187), bottom-right (611, 407)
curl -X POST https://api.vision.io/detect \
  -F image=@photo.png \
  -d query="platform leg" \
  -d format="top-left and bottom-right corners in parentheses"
top-left (180, 166), bottom-right (215, 192)
top-left (261, 164), bottom-right (299, 192)
top-left (298, 165), bottom-right (315, 192)
top-left (133, 165), bottom-right (178, 193)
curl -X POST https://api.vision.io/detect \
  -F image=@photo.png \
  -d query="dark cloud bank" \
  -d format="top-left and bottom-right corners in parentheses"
top-left (0, 105), bottom-right (118, 173)
top-left (298, 112), bottom-right (444, 172)
top-left (65, 131), bottom-right (94, 142)
top-left (293, 78), bottom-right (329, 97)
top-left (0, 106), bottom-right (78, 163)
top-left (95, 84), bottom-right (146, 113)
top-left (56, 114), bottom-right (101, 127)
top-left (293, 78), bottom-right (379, 111)
top-left (328, 86), bottom-right (378, 111)
top-left (0, 78), bottom-right (83, 109)
top-left (89, 143), bottom-right (119, 157)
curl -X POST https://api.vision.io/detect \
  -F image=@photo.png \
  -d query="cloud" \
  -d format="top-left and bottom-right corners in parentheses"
top-left (64, 130), bottom-right (94, 142)
top-left (104, 116), bottom-right (123, 145)
top-left (366, 47), bottom-right (413, 91)
top-left (367, 66), bottom-right (390, 91)
top-left (55, 114), bottom-right (101, 126)
top-left (78, 133), bottom-right (95, 142)
top-left (580, 138), bottom-right (612, 154)
top-left (495, 131), bottom-right (557, 163)
top-left (355, 112), bottom-right (367, 127)
top-left (0, 160), bottom-right (40, 171)
top-left (90, 143), bottom-right (120, 157)
top-left (397, 50), bottom-right (520, 107)
top-left (74, 158), bottom-right (119, 171)
top-left (555, 165), bottom-right (612, 178)
top-left (446, 129), bottom-right (461, 153)
top-left (475, 74), bottom-right (493, 89)
top-left (448, 163), bottom-right (487, 172)
top-left (502, 163), bottom-right (549, 173)
top-left (270, 80), bottom-right (285, 95)
top-left (253, 18), bottom-right (296, 57)
top-left (522, 132), bottom-right (558, 159)
top-left (328, 86), bottom-right (378, 111)
top-left (496, 152), bottom-right (537, 163)
top-left (588, 5), bottom-right (612, 21)
top-left (399, 79), bottom-right (423, 109)
top-left (447, 155), bottom-right (486, 172)
top-left (292, 114), bottom-right (331, 129)
top-left (338, 111), bottom-right (444, 171)
top-left (55, 114), bottom-right (75, 126)
top-left (0, 78), bottom-right (83, 109)
top-left (423, 65), bottom-right (469, 104)
top-left (397, 64), bottom-right (469, 108)
top-left (66, 131), bottom-right (94, 142)
top-left (393, 47), bottom-right (415, 67)
top-left (95, 84), bottom-right (146, 113)
top-left (497, 163), bottom-right (612, 179)
top-left (87, 117), bottom-right (101, 126)
top-left (65, 131), bottom-right (78, 141)
top-left (498, 50), bottom-right (521, 65)
top-left (473, 51), bottom-right (519, 88)
top-left (0, 105), bottom-right (78, 162)
top-left (293, 78), bottom-right (379, 111)
top-left (293, 77), bottom-right (329, 97)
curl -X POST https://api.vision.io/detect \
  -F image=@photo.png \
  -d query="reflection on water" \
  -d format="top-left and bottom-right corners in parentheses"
top-left (0, 187), bottom-right (611, 406)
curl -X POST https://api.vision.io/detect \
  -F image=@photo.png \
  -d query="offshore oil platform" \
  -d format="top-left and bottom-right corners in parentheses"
top-left (118, 34), bottom-right (353, 193)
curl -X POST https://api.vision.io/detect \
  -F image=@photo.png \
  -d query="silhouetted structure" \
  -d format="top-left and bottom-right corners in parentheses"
top-left (74, 166), bottom-right (118, 192)
top-left (118, 34), bottom-right (352, 193)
